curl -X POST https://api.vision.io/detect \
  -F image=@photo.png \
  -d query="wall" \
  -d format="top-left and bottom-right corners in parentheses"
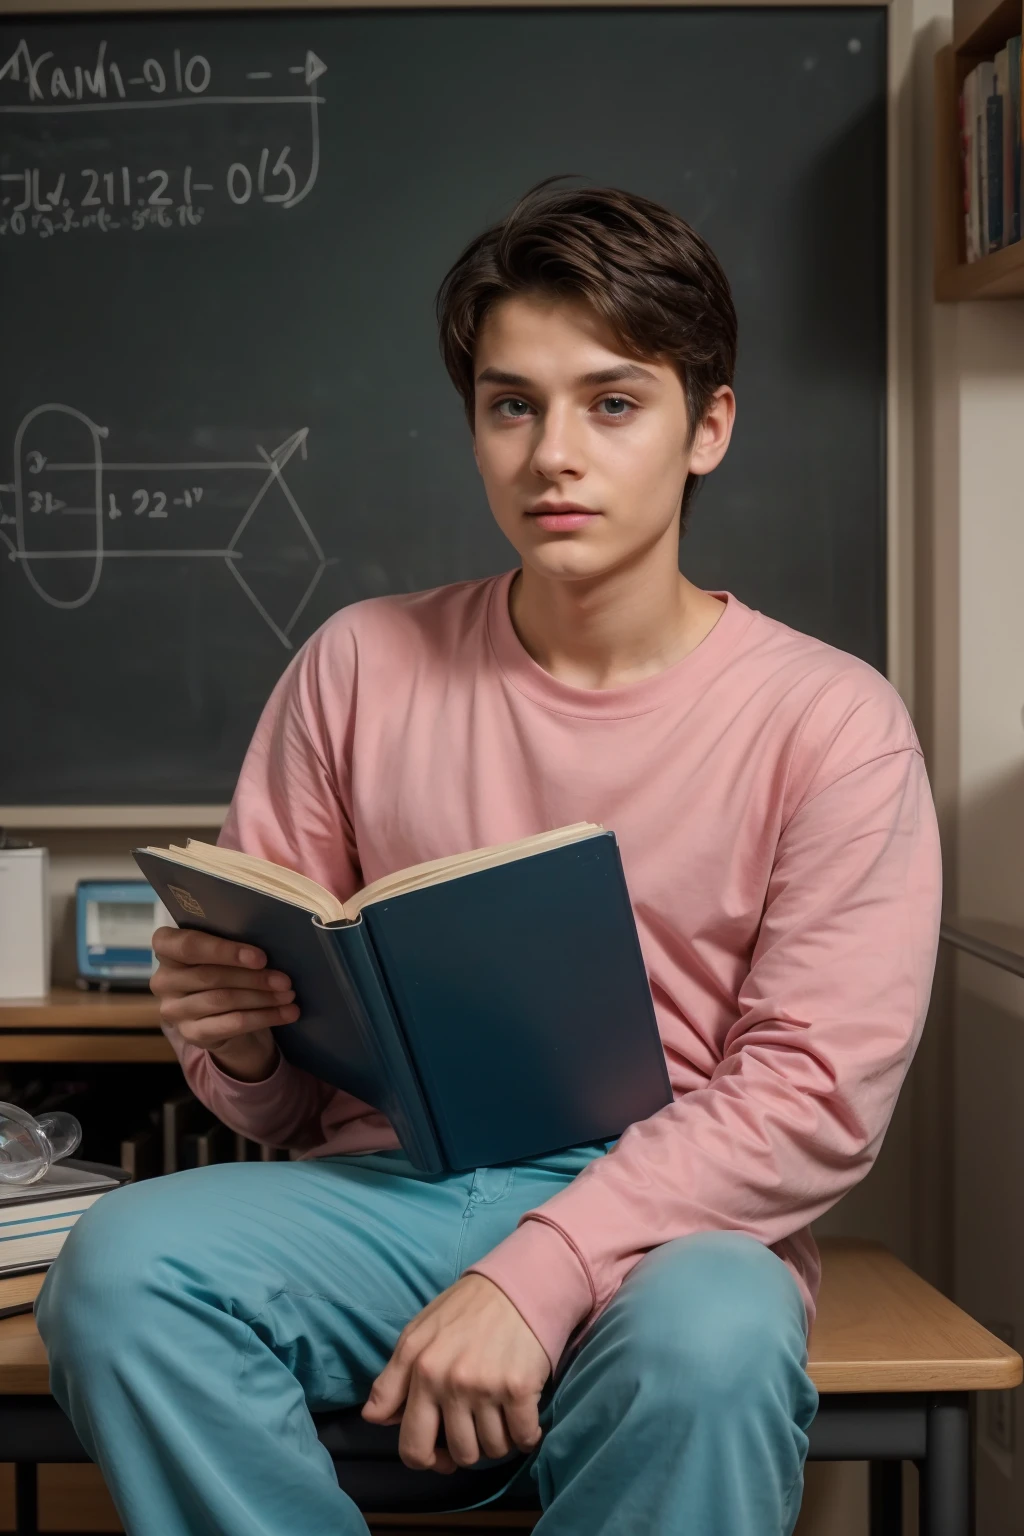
top-left (950, 301), bottom-right (1024, 1534)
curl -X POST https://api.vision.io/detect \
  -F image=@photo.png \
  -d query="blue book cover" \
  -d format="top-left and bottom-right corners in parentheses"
top-left (987, 91), bottom-right (1004, 250)
top-left (134, 828), bottom-right (671, 1173)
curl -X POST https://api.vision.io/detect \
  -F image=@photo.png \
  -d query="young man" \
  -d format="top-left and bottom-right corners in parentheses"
top-left (37, 181), bottom-right (942, 1536)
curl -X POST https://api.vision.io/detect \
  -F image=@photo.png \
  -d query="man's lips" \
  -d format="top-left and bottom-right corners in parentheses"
top-left (526, 503), bottom-right (601, 531)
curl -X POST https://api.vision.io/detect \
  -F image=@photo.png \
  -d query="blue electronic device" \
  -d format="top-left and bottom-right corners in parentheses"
top-left (75, 879), bottom-right (160, 990)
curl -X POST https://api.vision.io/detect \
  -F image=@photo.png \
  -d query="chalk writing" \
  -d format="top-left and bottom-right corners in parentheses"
top-left (0, 38), bottom-right (325, 231)
top-left (0, 405), bottom-right (328, 647)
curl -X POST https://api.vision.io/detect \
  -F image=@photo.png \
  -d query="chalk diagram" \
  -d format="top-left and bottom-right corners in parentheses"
top-left (0, 403), bottom-right (329, 649)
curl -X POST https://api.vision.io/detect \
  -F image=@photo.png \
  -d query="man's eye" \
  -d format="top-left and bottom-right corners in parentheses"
top-left (496, 399), bottom-right (533, 419)
top-left (598, 397), bottom-right (634, 417)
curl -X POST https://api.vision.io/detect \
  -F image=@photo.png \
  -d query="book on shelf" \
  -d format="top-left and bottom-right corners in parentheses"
top-left (960, 41), bottom-right (1022, 262)
top-left (119, 1127), bottom-right (161, 1183)
top-left (979, 60), bottom-right (996, 254)
top-left (962, 65), bottom-right (976, 260)
top-left (0, 1160), bottom-right (128, 1277)
top-left (232, 1132), bottom-right (284, 1161)
top-left (987, 55), bottom-right (1005, 250)
top-left (161, 1090), bottom-right (212, 1175)
top-left (133, 824), bottom-right (671, 1175)
top-left (181, 1118), bottom-right (235, 1169)
top-left (995, 45), bottom-right (1014, 244)
top-left (1011, 35), bottom-right (1022, 244)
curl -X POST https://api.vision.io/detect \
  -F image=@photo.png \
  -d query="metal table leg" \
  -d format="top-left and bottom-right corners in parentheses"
top-left (869, 1460), bottom-right (903, 1536)
top-left (917, 1394), bottom-right (971, 1536)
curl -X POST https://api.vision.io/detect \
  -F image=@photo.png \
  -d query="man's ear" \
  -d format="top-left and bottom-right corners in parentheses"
top-left (472, 426), bottom-right (481, 475)
top-left (687, 387), bottom-right (736, 478)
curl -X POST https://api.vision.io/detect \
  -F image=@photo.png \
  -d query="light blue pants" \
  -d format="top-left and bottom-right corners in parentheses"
top-left (36, 1146), bottom-right (817, 1535)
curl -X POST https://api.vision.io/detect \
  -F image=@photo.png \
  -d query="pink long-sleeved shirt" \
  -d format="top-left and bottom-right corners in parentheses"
top-left (163, 570), bottom-right (942, 1371)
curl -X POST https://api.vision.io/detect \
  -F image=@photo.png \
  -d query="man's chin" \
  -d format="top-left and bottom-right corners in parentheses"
top-left (519, 542), bottom-right (617, 584)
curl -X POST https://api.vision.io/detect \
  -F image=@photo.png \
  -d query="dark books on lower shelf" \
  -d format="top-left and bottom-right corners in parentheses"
top-left (134, 824), bottom-right (672, 1175)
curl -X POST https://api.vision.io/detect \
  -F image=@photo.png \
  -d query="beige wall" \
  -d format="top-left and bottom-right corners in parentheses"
top-left (949, 301), bottom-right (1024, 1533)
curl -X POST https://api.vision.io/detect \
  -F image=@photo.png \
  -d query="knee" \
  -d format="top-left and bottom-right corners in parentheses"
top-left (36, 1176), bottom-right (197, 1365)
top-left (610, 1233), bottom-right (808, 1415)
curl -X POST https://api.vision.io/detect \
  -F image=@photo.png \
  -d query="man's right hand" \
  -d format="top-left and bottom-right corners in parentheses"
top-left (150, 927), bottom-right (298, 1083)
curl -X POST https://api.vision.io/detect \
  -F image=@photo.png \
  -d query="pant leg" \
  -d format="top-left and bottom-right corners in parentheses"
top-left (525, 1231), bottom-right (819, 1536)
top-left (36, 1150), bottom-right (598, 1536)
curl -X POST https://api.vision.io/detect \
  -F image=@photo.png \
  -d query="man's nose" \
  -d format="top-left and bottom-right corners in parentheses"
top-left (529, 405), bottom-right (585, 480)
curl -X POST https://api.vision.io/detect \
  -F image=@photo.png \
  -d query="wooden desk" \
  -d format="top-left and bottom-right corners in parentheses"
top-left (0, 1237), bottom-right (1018, 1397)
top-left (0, 989), bottom-right (171, 1064)
top-left (0, 1239), bottom-right (1018, 1536)
top-left (809, 1238), bottom-right (1021, 1392)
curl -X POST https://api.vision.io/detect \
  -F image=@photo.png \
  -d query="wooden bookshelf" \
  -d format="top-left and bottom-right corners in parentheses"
top-left (934, 0), bottom-right (1024, 300)
top-left (0, 989), bottom-right (170, 1063)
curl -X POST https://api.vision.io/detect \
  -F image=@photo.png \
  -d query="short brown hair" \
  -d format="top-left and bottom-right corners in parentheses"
top-left (435, 177), bottom-right (738, 523)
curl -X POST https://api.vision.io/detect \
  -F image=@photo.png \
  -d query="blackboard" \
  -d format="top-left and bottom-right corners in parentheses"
top-left (0, 7), bottom-right (887, 806)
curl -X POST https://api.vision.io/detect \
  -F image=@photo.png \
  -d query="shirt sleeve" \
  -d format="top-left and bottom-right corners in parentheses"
top-left (165, 624), bottom-right (374, 1152)
top-left (467, 743), bottom-right (943, 1372)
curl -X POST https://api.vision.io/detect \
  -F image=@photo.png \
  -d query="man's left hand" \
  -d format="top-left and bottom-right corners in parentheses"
top-left (361, 1273), bottom-right (550, 1473)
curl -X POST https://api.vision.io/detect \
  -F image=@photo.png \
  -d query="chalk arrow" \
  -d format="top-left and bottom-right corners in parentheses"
top-left (305, 51), bottom-right (327, 87)
top-left (270, 427), bottom-right (309, 466)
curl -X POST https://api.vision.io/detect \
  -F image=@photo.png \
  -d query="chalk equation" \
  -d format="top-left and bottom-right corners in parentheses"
top-left (0, 38), bottom-right (325, 235)
top-left (0, 404), bottom-right (331, 649)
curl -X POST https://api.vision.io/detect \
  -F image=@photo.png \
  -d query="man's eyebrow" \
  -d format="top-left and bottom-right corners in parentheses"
top-left (475, 363), bottom-right (659, 388)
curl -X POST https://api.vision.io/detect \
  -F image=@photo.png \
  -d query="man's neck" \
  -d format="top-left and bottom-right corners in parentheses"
top-left (508, 551), bottom-right (726, 692)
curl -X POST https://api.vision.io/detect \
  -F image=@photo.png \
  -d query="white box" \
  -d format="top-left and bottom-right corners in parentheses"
top-left (0, 846), bottom-right (50, 999)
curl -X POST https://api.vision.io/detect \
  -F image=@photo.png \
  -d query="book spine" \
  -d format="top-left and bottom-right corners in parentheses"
top-left (978, 63), bottom-right (997, 253)
top-left (1012, 36), bottom-right (1022, 243)
top-left (316, 921), bottom-right (444, 1174)
top-left (603, 841), bottom-right (673, 1102)
top-left (967, 69), bottom-right (980, 261)
top-left (988, 89), bottom-right (1004, 249)
top-left (1002, 56), bottom-right (1014, 242)
top-left (980, 87), bottom-right (991, 252)
top-left (960, 86), bottom-right (971, 260)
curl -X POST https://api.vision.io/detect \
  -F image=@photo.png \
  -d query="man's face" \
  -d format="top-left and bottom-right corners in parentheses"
top-left (472, 292), bottom-right (728, 584)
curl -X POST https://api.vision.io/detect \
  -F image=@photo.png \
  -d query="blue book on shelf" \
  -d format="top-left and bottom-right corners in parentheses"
top-left (987, 91), bottom-right (1004, 249)
top-left (134, 826), bottom-right (672, 1174)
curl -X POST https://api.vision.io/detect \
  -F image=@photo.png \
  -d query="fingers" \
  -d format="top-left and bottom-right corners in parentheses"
top-left (401, 1389), bottom-right (523, 1470)
top-left (362, 1351), bottom-right (411, 1426)
top-left (369, 1288), bottom-right (545, 1475)
top-left (467, 1402), bottom-right (512, 1462)
top-left (152, 926), bottom-right (269, 972)
top-left (398, 1376), bottom-right (451, 1473)
top-left (158, 986), bottom-right (295, 1023)
top-left (174, 1007), bottom-right (299, 1051)
top-left (150, 926), bottom-right (296, 1048)
top-left (437, 1395), bottom-right (481, 1470)
top-left (503, 1390), bottom-right (543, 1455)
top-left (151, 962), bottom-right (293, 998)
top-left (394, 1369), bottom-right (524, 1470)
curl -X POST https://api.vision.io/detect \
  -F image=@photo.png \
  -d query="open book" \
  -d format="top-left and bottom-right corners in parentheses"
top-left (141, 822), bottom-right (603, 924)
top-left (134, 825), bottom-right (671, 1174)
